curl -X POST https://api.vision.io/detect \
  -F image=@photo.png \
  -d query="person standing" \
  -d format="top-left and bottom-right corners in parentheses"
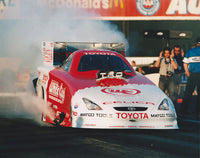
top-left (131, 60), bottom-right (137, 71)
top-left (171, 45), bottom-right (185, 101)
top-left (155, 47), bottom-right (178, 100)
top-left (180, 39), bottom-right (200, 119)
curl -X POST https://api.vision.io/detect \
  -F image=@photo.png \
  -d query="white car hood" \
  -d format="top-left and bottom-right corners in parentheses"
top-left (72, 84), bottom-right (167, 112)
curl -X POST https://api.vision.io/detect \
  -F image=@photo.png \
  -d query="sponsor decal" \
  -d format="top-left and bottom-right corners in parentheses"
top-left (109, 0), bottom-right (124, 8)
top-left (139, 126), bottom-right (155, 128)
top-left (42, 42), bottom-right (54, 66)
top-left (151, 114), bottom-right (165, 117)
top-left (80, 113), bottom-right (113, 118)
top-left (49, 80), bottom-right (66, 104)
top-left (42, 74), bottom-right (48, 84)
top-left (164, 113), bottom-right (175, 117)
top-left (49, 80), bottom-right (59, 96)
top-left (109, 125), bottom-right (125, 128)
top-left (103, 100), bottom-right (155, 105)
top-left (136, 0), bottom-right (160, 16)
top-left (116, 112), bottom-right (149, 119)
top-left (97, 71), bottom-right (123, 79)
top-left (74, 105), bottom-right (79, 109)
top-left (96, 74), bottom-right (127, 87)
top-left (166, 0), bottom-right (200, 15)
top-left (96, 113), bottom-right (113, 118)
top-left (80, 113), bottom-right (95, 117)
top-left (101, 88), bottom-right (141, 96)
top-left (72, 111), bottom-right (78, 116)
top-left (84, 52), bottom-right (116, 56)
top-left (37, 0), bottom-right (200, 16)
top-left (165, 125), bottom-right (173, 127)
top-left (52, 105), bottom-right (58, 109)
top-left (1, 0), bottom-right (200, 20)
top-left (44, 0), bottom-right (124, 9)
top-left (151, 113), bottom-right (175, 117)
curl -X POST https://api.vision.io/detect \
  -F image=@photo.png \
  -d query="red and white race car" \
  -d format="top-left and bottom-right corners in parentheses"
top-left (35, 42), bottom-right (178, 129)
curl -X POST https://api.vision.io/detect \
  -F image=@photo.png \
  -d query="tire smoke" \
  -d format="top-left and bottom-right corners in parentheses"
top-left (0, 1), bottom-right (128, 125)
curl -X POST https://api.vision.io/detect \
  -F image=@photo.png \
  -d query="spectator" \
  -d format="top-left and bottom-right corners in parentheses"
top-left (180, 39), bottom-right (200, 119)
top-left (154, 47), bottom-right (178, 100)
top-left (171, 45), bottom-right (185, 101)
top-left (131, 60), bottom-right (137, 70)
top-left (131, 60), bottom-right (145, 74)
top-left (137, 67), bottom-right (145, 75)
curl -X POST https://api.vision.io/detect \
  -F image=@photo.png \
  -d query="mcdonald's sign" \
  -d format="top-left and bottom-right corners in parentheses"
top-left (0, 0), bottom-right (200, 20)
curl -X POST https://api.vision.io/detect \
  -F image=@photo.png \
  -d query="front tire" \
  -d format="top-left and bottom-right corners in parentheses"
top-left (36, 85), bottom-right (45, 121)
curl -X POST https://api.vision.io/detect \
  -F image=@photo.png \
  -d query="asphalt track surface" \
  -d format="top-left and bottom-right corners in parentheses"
top-left (0, 95), bottom-right (199, 158)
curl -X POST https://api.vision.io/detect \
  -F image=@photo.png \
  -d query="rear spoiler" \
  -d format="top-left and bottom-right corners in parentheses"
top-left (42, 41), bottom-right (126, 66)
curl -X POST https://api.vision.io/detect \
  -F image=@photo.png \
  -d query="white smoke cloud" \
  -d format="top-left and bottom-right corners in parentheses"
top-left (0, 0), bottom-right (128, 125)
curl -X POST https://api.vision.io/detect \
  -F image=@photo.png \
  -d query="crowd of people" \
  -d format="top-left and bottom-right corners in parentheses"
top-left (131, 60), bottom-right (145, 74)
top-left (154, 39), bottom-right (200, 120)
top-left (131, 39), bottom-right (200, 120)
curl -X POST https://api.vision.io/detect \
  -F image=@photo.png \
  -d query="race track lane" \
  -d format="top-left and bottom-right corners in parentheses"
top-left (0, 117), bottom-right (199, 158)
top-left (0, 95), bottom-right (199, 158)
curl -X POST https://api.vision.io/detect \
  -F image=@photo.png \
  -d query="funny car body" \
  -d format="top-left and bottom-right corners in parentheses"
top-left (35, 42), bottom-right (178, 129)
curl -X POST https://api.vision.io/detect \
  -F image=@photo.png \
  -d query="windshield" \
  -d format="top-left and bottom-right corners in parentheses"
top-left (78, 55), bottom-right (132, 72)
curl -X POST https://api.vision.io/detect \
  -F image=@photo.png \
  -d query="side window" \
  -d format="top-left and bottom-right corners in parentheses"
top-left (61, 54), bottom-right (73, 72)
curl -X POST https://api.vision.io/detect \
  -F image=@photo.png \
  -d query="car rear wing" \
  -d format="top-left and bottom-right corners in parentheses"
top-left (42, 41), bottom-right (126, 66)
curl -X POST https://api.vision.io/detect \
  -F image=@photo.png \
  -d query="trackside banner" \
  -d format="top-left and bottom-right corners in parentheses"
top-left (0, 0), bottom-right (200, 20)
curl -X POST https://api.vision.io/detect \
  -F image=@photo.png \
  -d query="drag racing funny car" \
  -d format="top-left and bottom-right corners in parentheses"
top-left (35, 41), bottom-right (178, 129)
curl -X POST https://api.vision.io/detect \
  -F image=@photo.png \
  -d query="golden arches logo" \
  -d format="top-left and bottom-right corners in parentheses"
top-left (109, 0), bottom-right (124, 8)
